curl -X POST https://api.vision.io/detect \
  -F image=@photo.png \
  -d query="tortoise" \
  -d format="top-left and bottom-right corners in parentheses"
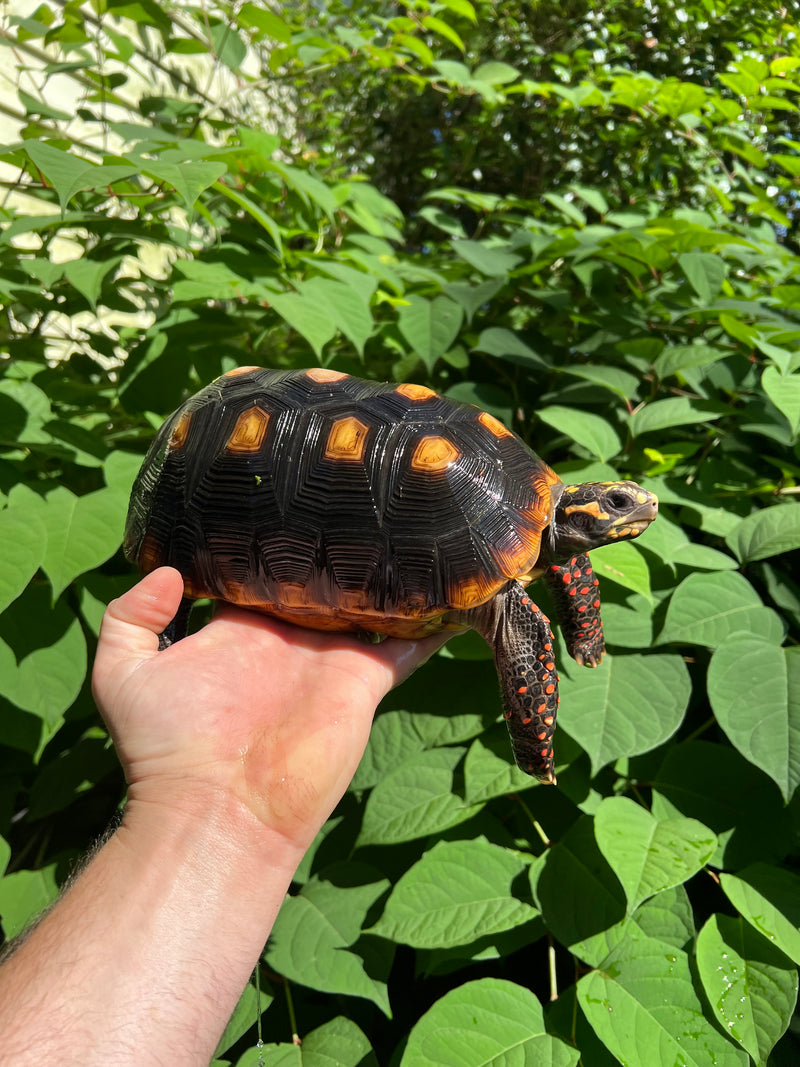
top-left (124, 366), bottom-right (658, 784)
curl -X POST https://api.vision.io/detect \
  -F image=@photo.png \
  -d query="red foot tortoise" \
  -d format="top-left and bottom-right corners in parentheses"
top-left (124, 367), bottom-right (658, 784)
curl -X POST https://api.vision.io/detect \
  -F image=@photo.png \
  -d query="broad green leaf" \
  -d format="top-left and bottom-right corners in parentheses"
top-left (463, 731), bottom-right (540, 802)
top-left (590, 541), bottom-right (652, 600)
top-left (0, 599), bottom-right (86, 728)
top-left (762, 365), bottom-right (800, 434)
top-left (472, 326), bottom-right (547, 369)
top-left (397, 295), bottom-right (463, 371)
top-left (721, 864), bottom-right (800, 966)
top-left (61, 257), bottom-right (119, 310)
top-left (370, 838), bottom-right (537, 948)
top-left (565, 364), bottom-right (640, 400)
top-left (708, 634), bottom-right (800, 802)
top-left (270, 289), bottom-right (337, 358)
top-left (537, 406), bottom-right (621, 461)
top-left (289, 276), bottom-right (374, 356)
top-left (422, 15), bottom-right (465, 52)
top-left (25, 141), bottom-right (138, 211)
top-left (239, 4), bottom-right (291, 43)
top-left (451, 239), bottom-right (521, 276)
top-left (652, 741), bottom-right (792, 870)
top-left (678, 251), bottom-right (726, 302)
top-left (358, 748), bottom-right (481, 845)
top-left (726, 503), bottom-right (800, 563)
top-left (0, 506), bottom-right (46, 613)
top-left (696, 914), bottom-right (797, 1064)
top-left (559, 653), bottom-right (690, 776)
top-left (578, 931), bottom-right (748, 1067)
top-left (442, 277), bottom-right (505, 321)
top-left (0, 864), bottom-right (59, 939)
top-left (570, 886), bottom-right (696, 967)
top-left (265, 863), bottom-right (392, 1014)
top-left (653, 343), bottom-right (729, 380)
top-left (628, 397), bottom-right (723, 438)
top-left (401, 978), bottom-right (579, 1067)
top-left (641, 512), bottom-right (737, 571)
top-left (593, 797), bottom-right (716, 915)
top-left (658, 571), bottom-right (784, 649)
top-left (40, 485), bottom-right (127, 601)
top-left (260, 1017), bottom-right (376, 1067)
top-left (472, 61), bottom-right (521, 85)
top-left (0, 836), bottom-right (9, 878)
top-left (535, 815), bottom-right (626, 965)
top-left (140, 159), bottom-right (227, 211)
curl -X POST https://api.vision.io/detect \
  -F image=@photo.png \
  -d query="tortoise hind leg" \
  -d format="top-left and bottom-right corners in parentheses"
top-left (464, 582), bottom-right (558, 784)
top-left (158, 596), bottom-right (194, 650)
top-left (543, 553), bottom-right (604, 667)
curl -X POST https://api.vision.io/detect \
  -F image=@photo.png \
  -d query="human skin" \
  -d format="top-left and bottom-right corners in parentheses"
top-left (0, 567), bottom-right (447, 1065)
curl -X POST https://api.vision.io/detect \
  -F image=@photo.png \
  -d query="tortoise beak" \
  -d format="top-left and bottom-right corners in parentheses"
top-left (612, 492), bottom-right (658, 539)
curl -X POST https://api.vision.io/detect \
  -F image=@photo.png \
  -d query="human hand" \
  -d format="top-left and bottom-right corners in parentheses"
top-left (92, 567), bottom-right (447, 852)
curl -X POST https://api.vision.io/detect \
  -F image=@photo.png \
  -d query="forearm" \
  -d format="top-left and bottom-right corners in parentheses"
top-left (0, 787), bottom-right (302, 1066)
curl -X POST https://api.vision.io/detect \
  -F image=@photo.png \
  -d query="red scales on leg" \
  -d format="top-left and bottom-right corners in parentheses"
top-left (543, 553), bottom-right (605, 667)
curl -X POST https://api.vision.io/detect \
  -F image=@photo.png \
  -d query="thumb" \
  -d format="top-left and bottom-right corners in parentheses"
top-left (93, 567), bottom-right (185, 682)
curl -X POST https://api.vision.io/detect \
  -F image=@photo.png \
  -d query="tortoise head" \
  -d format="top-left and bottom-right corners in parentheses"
top-left (543, 480), bottom-right (658, 561)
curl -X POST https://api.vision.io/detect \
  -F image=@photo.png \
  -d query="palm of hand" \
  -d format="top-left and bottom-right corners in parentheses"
top-left (93, 568), bottom-right (443, 849)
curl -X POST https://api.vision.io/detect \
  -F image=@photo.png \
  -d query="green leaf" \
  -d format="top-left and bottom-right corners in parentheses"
top-left (535, 815), bottom-right (626, 965)
top-left (721, 863), bottom-right (800, 966)
top-left (590, 541), bottom-right (652, 600)
top-left (0, 505), bottom-right (47, 613)
top-left (708, 634), bottom-right (800, 802)
top-left (358, 747), bottom-right (482, 846)
top-left (473, 326), bottom-right (547, 369)
top-left (261, 1017), bottom-right (376, 1067)
top-left (397, 295), bottom-right (463, 371)
top-left (659, 571), bottom-right (785, 649)
top-left (463, 730), bottom-right (540, 802)
top-left (401, 978), bottom-right (579, 1067)
top-left (472, 61), bottom-right (521, 86)
top-left (239, 3), bottom-right (291, 43)
top-left (370, 838), bottom-right (537, 948)
top-left (0, 864), bottom-right (59, 939)
top-left (140, 159), bottom-right (227, 211)
top-left (565, 364), bottom-right (640, 400)
top-left (761, 366), bottom-right (800, 434)
top-left (653, 343), bottom-right (730, 380)
top-left (628, 397), bottom-right (723, 438)
top-left (451, 239), bottom-right (521, 276)
top-left (0, 597), bottom-right (86, 729)
top-left (678, 251), bottom-right (726, 302)
top-left (421, 16), bottom-right (465, 52)
top-left (558, 652), bottom-right (690, 776)
top-left (537, 406), bottom-right (621, 461)
top-left (578, 931), bottom-right (748, 1067)
top-left (40, 485), bottom-right (127, 601)
top-left (61, 257), bottom-right (119, 310)
top-left (726, 503), bottom-right (800, 563)
top-left (593, 797), bottom-right (716, 915)
top-left (696, 914), bottom-right (797, 1064)
top-left (25, 141), bottom-right (138, 212)
top-left (265, 863), bottom-right (392, 1014)
top-left (270, 289), bottom-right (337, 358)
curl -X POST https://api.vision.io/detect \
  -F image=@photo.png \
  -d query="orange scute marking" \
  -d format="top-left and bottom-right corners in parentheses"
top-left (478, 410), bottom-right (512, 438)
top-left (396, 382), bottom-right (437, 401)
top-left (324, 416), bottom-right (370, 462)
top-left (222, 365), bottom-right (261, 377)
top-left (411, 435), bottom-right (461, 473)
top-left (306, 368), bottom-right (348, 383)
top-left (169, 410), bottom-right (192, 450)
top-left (226, 406), bottom-right (270, 452)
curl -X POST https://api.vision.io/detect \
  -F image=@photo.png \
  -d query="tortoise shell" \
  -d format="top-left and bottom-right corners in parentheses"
top-left (124, 366), bottom-right (561, 637)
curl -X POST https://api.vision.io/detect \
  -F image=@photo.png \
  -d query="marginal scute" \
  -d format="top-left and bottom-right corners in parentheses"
top-left (447, 572), bottom-right (499, 610)
top-left (410, 434), bottom-right (461, 472)
top-left (169, 410), bottom-right (192, 450)
top-left (325, 416), bottom-right (370, 462)
top-left (306, 368), bottom-right (348, 383)
top-left (478, 410), bottom-right (513, 438)
top-left (226, 406), bottom-right (270, 453)
top-left (396, 382), bottom-right (437, 401)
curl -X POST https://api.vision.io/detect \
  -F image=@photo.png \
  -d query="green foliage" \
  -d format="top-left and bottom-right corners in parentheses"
top-left (1, 0), bottom-right (799, 1063)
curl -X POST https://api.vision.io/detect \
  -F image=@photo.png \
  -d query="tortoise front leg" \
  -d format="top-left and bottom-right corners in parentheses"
top-left (543, 553), bottom-right (604, 667)
top-left (464, 582), bottom-right (558, 784)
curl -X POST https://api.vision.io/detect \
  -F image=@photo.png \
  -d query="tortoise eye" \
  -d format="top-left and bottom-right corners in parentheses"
top-left (607, 490), bottom-right (632, 511)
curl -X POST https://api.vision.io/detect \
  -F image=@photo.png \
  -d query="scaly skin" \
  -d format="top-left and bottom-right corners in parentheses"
top-left (467, 582), bottom-right (559, 784)
top-left (542, 553), bottom-right (605, 667)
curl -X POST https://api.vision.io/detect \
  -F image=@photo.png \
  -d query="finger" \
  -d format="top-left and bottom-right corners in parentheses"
top-left (370, 630), bottom-right (454, 689)
top-left (95, 568), bottom-right (185, 671)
